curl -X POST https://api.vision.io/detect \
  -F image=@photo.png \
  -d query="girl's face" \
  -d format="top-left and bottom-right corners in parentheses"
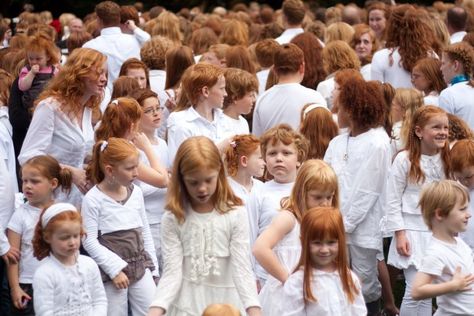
top-left (265, 141), bottom-right (300, 184)
top-left (415, 114), bottom-right (449, 155)
top-left (306, 189), bottom-right (334, 209)
top-left (411, 67), bottom-right (430, 93)
top-left (245, 147), bottom-right (266, 178)
top-left (110, 156), bottom-right (139, 186)
top-left (127, 67), bottom-right (147, 89)
top-left (233, 91), bottom-right (257, 115)
top-left (47, 220), bottom-right (81, 265)
top-left (310, 239), bottom-right (338, 272)
top-left (207, 75), bottom-right (227, 108)
top-left (183, 168), bottom-right (219, 212)
top-left (454, 166), bottom-right (474, 190)
top-left (22, 165), bottom-right (58, 207)
top-left (368, 9), bottom-right (386, 38)
top-left (28, 51), bottom-right (49, 68)
top-left (84, 62), bottom-right (108, 98)
top-left (440, 53), bottom-right (459, 85)
top-left (355, 33), bottom-right (373, 60)
top-left (140, 97), bottom-right (162, 133)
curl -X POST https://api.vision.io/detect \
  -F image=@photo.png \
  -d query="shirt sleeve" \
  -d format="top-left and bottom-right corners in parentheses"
top-left (167, 121), bottom-right (192, 164)
top-left (81, 196), bottom-right (128, 279)
top-left (149, 212), bottom-right (183, 311)
top-left (133, 27), bottom-right (151, 46)
top-left (230, 207), bottom-right (261, 309)
top-left (281, 271), bottom-right (306, 316)
top-left (33, 266), bottom-right (55, 316)
top-left (418, 250), bottom-right (445, 276)
top-left (0, 157), bottom-right (14, 255)
top-left (384, 152), bottom-right (409, 232)
top-left (6, 207), bottom-right (24, 234)
top-left (18, 100), bottom-right (55, 165)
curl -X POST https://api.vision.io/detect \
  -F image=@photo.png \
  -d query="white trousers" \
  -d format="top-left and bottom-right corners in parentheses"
top-left (400, 266), bottom-right (432, 316)
top-left (348, 245), bottom-right (382, 303)
top-left (104, 268), bottom-right (156, 316)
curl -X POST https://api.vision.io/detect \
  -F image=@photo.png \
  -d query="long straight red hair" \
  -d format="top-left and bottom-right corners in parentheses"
top-left (294, 207), bottom-right (359, 304)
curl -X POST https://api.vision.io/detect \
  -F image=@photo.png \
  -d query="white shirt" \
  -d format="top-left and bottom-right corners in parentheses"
top-left (281, 269), bottom-right (367, 316)
top-left (0, 155), bottom-right (15, 256)
top-left (149, 69), bottom-right (167, 95)
top-left (7, 202), bottom-right (42, 283)
top-left (18, 97), bottom-right (94, 206)
top-left (450, 31), bottom-right (467, 44)
top-left (33, 254), bottom-right (107, 316)
top-left (461, 191), bottom-right (474, 250)
top-left (256, 69), bottom-right (270, 96)
top-left (167, 107), bottom-right (227, 162)
top-left (0, 106), bottom-right (17, 192)
top-left (83, 27), bottom-right (141, 91)
top-left (360, 64), bottom-right (371, 81)
top-left (132, 27), bottom-right (151, 46)
top-left (81, 185), bottom-right (158, 279)
top-left (324, 127), bottom-right (391, 250)
top-left (316, 76), bottom-right (335, 109)
top-left (220, 113), bottom-right (249, 139)
top-left (423, 91), bottom-right (439, 107)
top-left (419, 237), bottom-right (474, 315)
top-left (371, 48), bottom-right (413, 89)
top-left (252, 82), bottom-right (327, 136)
top-left (136, 139), bottom-right (170, 224)
top-left (383, 151), bottom-right (446, 233)
top-left (439, 81), bottom-right (474, 130)
top-left (275, 28), bottom-right (304, 44)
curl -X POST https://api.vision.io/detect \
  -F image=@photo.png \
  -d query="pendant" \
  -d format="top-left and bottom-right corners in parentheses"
top-left (343, 153), bottom-right (348, 161)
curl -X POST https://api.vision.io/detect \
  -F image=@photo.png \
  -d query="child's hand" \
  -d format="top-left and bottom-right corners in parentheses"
top-left (451, 266), bottom-right (474, 292)
top-left (132, 132), bottom-right (152, 151)
top-left (11, 286), bottom-right (31, 309)
top-left (395, 230), bottom-right (411, 257)
top-left (112, 271), bottom-right (129, 289)
top-left (147, 307), bottom-right (165, 316)
top-left (1, 246), bottom-right (20, 264)
top-left (125, 19), bottom-right (137, 31)
top-left (30, 64), bottom-right (40, 75)
top-left (69, 166), bottom-right (89, 194)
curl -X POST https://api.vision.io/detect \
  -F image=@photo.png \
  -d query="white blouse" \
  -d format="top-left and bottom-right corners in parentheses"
top-left (81, 185), bottom-right (158, 279)
top-left (33, 254), bottom-right (107, 316)
top-left (324, 127), bottom-right (391, 250)
top-left (281, 269), bottom-right (367, 316)
top-left (0, 106), bottom-right (17, 192)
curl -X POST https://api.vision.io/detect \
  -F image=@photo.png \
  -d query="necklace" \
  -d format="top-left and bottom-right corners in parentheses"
top-left (343, 134), bottom-right (350, 161)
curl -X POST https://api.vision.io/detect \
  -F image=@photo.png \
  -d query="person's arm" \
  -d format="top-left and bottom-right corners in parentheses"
top-left (132, 133), bottom-right (168, 188)
top-left (0, 157), bottom-right (16, 262)
top-left (6, 229), bottom-right (31, 309)
top-left (125, 20), bottom-right (151, 46)
top-left (412, 268), bottom-right (474, 300)
top-left (18, 66), bottom-right (39, 91)
top-left (252, 211), bottom-right (296, 283)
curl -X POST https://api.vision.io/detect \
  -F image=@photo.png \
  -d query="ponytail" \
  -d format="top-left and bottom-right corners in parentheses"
top-left (22, 155), bottom-right (72, 194)
top-left (224, 134), bottom-right (261, 177)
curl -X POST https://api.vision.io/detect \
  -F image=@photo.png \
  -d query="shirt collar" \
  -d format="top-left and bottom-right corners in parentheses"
top-left (100, 27), bottom-right (122, 36)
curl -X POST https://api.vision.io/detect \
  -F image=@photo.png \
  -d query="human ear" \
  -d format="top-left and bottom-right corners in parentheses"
top-left (434, 208), bottom-right (446, 221)
top-left (414, 126), bottom-right (422, 139)
top-left (201, 86), bottom-right (210, 98)
top-left (50, 178), bottom-right (59, 190)
top-left (104, 164), bottom-right (114, 177)
top-left (240, 155), bottom-right (248, 168)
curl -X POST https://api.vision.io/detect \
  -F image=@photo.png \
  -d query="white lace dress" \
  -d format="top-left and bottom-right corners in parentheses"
top-left (149, 206), bottom-right (260, 315)
top-left (259, 212), bottom-right (301, 316)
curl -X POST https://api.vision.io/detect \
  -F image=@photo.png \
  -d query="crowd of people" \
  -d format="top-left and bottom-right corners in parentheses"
top-left (1, 0), bottom-right (474, 315)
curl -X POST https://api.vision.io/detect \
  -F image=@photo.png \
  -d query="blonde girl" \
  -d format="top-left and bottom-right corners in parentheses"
top-left (254, 160), bottom-right (340, 315)
top-left (95, 97), bottom-right (168, 189)
top-left (32, 203), bottom-right (106, 315)
top-left (7, 155), bottom-right (72, 314)
top-left (82, 138), bottom-right (158, 316)
top-left (281, 207), bottom-right (366, 315)
top-left (148, 136), bottom-right (261, 316)
top-left (385, 106), bottom-right (451, 316)
top-left (390, 88), bottom-right (424, 157)
top-left (411, 57), bottom-right (446, 106)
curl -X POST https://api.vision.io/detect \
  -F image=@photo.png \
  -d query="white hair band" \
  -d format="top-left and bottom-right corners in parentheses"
top-left (41, 203), bottom-right (78, 228)
top-left (303, 103), bottom-right (330, 119)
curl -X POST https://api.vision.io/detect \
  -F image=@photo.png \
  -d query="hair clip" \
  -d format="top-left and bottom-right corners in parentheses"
top-left (110, 99), bottom-right (119, 106)
top-left (230, 141), bottom-right (237, 148)
top-left (100, 140), bottom-right (108, 152)
top-left (303, 103), bottom-right (330, 119)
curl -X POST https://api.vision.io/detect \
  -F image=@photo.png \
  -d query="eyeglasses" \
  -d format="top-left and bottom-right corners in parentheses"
top-left (143, 106), bottom-right (164, 115)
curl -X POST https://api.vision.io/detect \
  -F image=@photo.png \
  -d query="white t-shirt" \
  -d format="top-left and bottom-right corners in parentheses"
top-left (257, 69), bottom-right (270, 96)
top-left (419, 236), bottom-right (474, 315)
top-left (7, 202), bottom-right (42, 283)
top-left (220, 114), bottom-right (249, 139)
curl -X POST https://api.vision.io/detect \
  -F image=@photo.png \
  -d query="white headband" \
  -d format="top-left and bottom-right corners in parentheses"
top-left (303, 103), bottom-right (330, 119)
top-left (41, 203), bottom-right (78, 228)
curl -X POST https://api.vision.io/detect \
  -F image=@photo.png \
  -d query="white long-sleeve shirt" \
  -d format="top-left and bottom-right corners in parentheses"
top-left (324, 127), bottom-right (391, 250)
top-left (0, 106), bottom-right (17, 192)
top-left (0, 154), bottom-right (14, 256)
top-left (439, 82), bottom-right (474, 130)
top-left (33, 254), bottom-right (107, 316)
top-left (81, 185), bottom-right (158, 279)
top-left (371, 48), bottom-right (413, 89)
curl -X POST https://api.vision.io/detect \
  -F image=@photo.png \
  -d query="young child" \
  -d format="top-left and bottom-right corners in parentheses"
top-left (325, 77), bottom-right (391, 315)
top-left (385, 106), bottom-right (451, 316)
top-left (130, 88), bottom-right (170, 270)
top-left (147, 136), bottom-right (261, 316)
top-left (18, 34), bottom-right (59, 113)
top-left (7, 155), bottom-right (71, 314)
top-left (222, 68), bottom-right (258, 138)
top-left (254, 159), bottom-right (340, 315)
top-left (82, 138), bottom-right (158, 315)
top-left (411, 57), bottom-right (446, 106)
top-left (248, 124), bottom-right (309, 284)
top-left (32, 203), bottom-right (107, 315)
top-left (167, 63), bottom-right (229, 161)
top-left (224, 134), bottom-right (265, 206)
top-left (119, 58), bottom-right (150, 89)
top-left (411, 180), bottom-right (474, 315)
top-left (95, 97), bottom-right (168, 189)
top-left (281, 207), bottom-right (366, 315)
top-left (451, 139), bottom-right (474, 249)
